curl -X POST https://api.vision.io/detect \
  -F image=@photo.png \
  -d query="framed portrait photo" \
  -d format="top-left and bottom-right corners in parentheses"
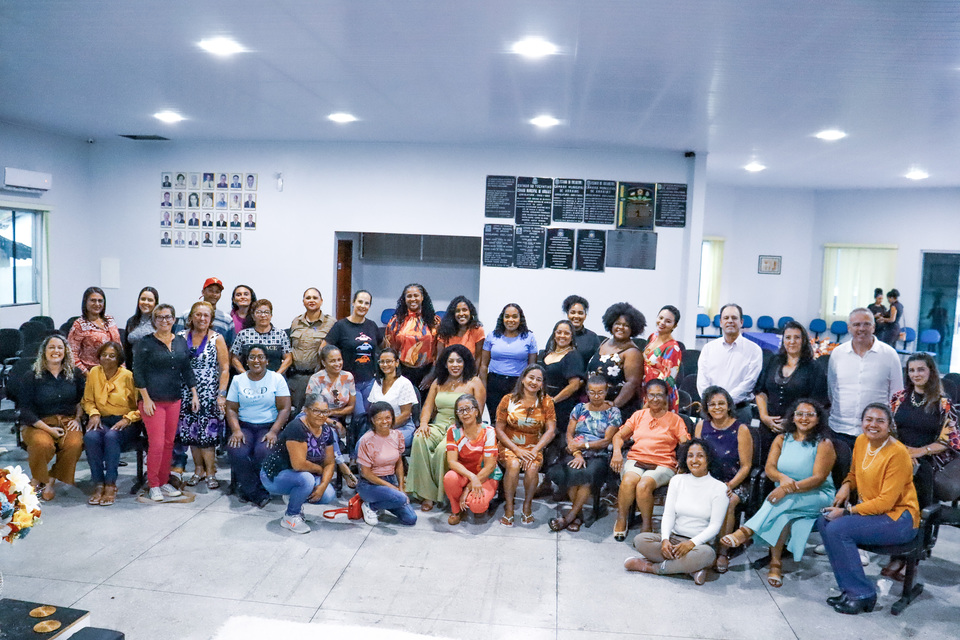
top-left (758, 255), bottom-right (782, 275)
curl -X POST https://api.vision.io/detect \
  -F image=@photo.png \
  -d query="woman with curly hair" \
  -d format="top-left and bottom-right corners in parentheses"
top-left (479, 303), bottom-right (538, 420)
top-left (436, 295), bottom-right (485, 362)
top-left (562, 294), bottom-right (601, 363)
top-left (587, 302), bottom-right (645, 418)
top-left (384, 283), bottom-right (440, 390)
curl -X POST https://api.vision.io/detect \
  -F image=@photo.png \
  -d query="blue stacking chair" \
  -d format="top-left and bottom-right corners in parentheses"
top-left (742, 314), bottom-right (753, 329)
top-left (918, 329), bottom-right (941, 356)
top-left (757, 316), bottom-right (775, 332)
top-left (809, 318), bottom-right (827, 340)
top-left (777, 316), bottom-right (794, 331)
top-left (380, 309), bottom-right (395, 325)
top-left (697, 313), bottom-right (720, 338)
top-left (897, 327), bottom-right (917, 355)
top-left (831, 320), bottom-right (848, 342)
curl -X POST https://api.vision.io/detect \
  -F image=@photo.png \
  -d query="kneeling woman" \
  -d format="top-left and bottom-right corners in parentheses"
top-left (443, 394), bottom-right (500, 525)
top-left (817, 403), bottom-right (919, 615)
top-left (625, 439), bottom-right (729, 585)
top-left (722, 400), bottom-right (836, 587)
top-left (259, 392), bottom-right (337, 534)
top-left (356, 402), bottom-right (417, 526)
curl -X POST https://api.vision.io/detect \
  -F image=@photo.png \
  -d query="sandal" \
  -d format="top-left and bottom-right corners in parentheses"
top-left (567, 517), bottom-right (582, 532)
top-left (499, 514), bottom-right (514, 527)
top-left (344, 472), bottom-right (358, 489)
top-left (185, 474), bottom-right (204, 487)
top-left (520, 510), bottom-right (535, 525)
top-left (421, 500), bottom-right (435, 512)
top-left (549, 517), bottom-right (568, 532)
top-left (715, 554), bottom-right (730, 574)
top-left (880, 558), bottom-right (906, 579)
top-left (720, 526), bottom-right (752, 549)
top-left (40, 482), bottom-right (55, 502)
top-left (767, 559), bottom-right (783, 588)
top-left (206, 476), bottom-right (221, 490)
top-left (448, 513), bottom-right (462, 526)
top-left (89, 484), bottom-right (104, 505)
top-left (99, 484), bottom-right (117, 506)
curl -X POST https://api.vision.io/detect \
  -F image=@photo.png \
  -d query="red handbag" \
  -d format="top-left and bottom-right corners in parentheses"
top-left (323, 494), bottom-right (364, 521)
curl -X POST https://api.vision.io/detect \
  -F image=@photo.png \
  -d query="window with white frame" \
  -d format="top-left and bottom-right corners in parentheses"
top-left (698, 237), bottom-right (725, 317)
top-left (0, 207), bottom-right (43, 306)
top-left (821, 244), bottom-right (897, 324)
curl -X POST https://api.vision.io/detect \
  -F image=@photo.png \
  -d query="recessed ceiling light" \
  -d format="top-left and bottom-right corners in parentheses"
top-left (511, 37), bottom-right (559, 59)
top-left (327, 112), bottom-right (358, 124)
top-left (744, 161), bottom-right (766, 172)
top-left (905, 168), bottom-right (929, 180)
top-left (530, 115), bottom-right (560, 128)
top-left (154, 110), bottom-right (185, 124)
top-left (198, 37), bottom-right (246, 56)
top-left (815, 129), bottom-right (847, 141)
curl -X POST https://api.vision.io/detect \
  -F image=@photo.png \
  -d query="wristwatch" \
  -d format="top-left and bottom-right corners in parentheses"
top-left (218, 390), bottom-right (227, 398)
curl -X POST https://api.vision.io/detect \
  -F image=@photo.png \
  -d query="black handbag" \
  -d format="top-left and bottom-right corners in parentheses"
top-left (933, 456), bottom-right (960, 502)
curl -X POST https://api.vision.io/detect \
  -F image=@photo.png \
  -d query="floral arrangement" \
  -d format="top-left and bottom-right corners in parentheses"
top-left (0, 465), bottom-right (41, 544)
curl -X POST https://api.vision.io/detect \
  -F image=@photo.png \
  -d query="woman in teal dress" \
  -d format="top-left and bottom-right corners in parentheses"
top-left (405, 344), bottom-right (486, 510)
top-left (721, 399), bottom-right (836, 587)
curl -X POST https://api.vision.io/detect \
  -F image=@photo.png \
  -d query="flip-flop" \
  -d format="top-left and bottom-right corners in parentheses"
top-left (499, 514), bottom-right (514, 527)
top-left (715, 554), bottom-right (730, 574)
top-left (549, 517), bottom-right (567, 532)
top-left (420, 500), bottom-right (434, 512)
top-left (520, 511), bottom-right (535, 524)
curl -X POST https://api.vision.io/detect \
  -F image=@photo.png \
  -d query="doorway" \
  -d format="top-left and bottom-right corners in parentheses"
top-left (919, 252), bottom-right (959, 372)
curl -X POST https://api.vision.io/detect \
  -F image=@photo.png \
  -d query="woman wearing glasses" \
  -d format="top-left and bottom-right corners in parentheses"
top-left (133, 304), bottom-right (199, 502)
top-left (229, 299), bottom-right (293, 375)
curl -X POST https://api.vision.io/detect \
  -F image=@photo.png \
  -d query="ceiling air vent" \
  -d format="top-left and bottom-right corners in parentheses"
top-left (118, 134), bottom-right (170, 141)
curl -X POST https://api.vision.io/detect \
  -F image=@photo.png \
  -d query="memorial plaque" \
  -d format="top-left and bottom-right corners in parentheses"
top-left (616, 182), bottom-right (656, 230)
top-left (583, 179), bottom-right (617, 225)
top-left (545, 228), bottom-right (575, 270)
top-left (655, 183), bottom-right (687, 228)
top-left (484, 175), bottom-right (516, 218)
top-left (515, 176), bottom-right (553, 226)
top-left (575, 229), bottom-right (606, 272)
top-left (482, 223), bottom-right (515, 267)
top-left (552, 178), bottom-right (585, 223)
top-left (606, 229), bottom-right (658, 270)
top-left (515, 225), bottom-right (546, 269)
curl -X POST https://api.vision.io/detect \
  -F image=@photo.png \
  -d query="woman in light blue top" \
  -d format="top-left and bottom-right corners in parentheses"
top-left (721, 399), bottom-right (836, 588)
top-left (479, 303), bottom-right (537, 420)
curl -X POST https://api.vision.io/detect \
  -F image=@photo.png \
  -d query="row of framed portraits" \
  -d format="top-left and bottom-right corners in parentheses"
top-left (160, 190), bottom-right (256, 210)
top-left (161, 210), bottom-right (256, 229)
top-left (160, 230), bottom-right (244, 248)
top-left (162, 172), bottom-right (258, 191)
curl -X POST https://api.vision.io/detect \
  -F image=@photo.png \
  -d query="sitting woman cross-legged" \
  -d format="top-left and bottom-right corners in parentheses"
top-left (817, 403), bottom-right (920, 615)
top-left (259, 392), bottom-right (337, 535)
top-left (625, 439), bottom-right (729, 585)
top-left (356, 402), bottom-right (418, 526)
top-left (495, 364), bottom-right (557, 526)
top-left (611, 379), bottom-right (689, 540)
top-left (82, 341), bottom-right (141, 506)
top-left (695, 386), bottom-right (753, 573)
top-left (546, 375), bottom-right (622, 532)
top-left (721, 400), bottom-right (836, 588)
top-left (443, 394), bottom-right (501, 525)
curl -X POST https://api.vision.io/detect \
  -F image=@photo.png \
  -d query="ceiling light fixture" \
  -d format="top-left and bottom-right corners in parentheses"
top-left (530, 115), bottom-right (560, 128)
top-left (744, 161), bottom-right (766, 172)
top-left (327, 112), bottom-right (358, 123)
top-left (815, 129), bottom-right (847, 141)
top-left (511, 37), bottom-right (559, 59)
top-left (154, 110), bottom-right (185, 124)
top-left (198, 37), bottom-right (246, 56)
top-left (905, 168), bottom-right (929, 180)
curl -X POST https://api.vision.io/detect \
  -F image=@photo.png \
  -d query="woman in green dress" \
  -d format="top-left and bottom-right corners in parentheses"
top-left (721, 399), bottom-right (836, 587)
top-left (406, 344), bottom-right (486, 511)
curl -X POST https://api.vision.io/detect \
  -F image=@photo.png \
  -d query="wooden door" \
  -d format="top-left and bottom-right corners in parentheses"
top-left (335, 239), bottom-right (353, 319)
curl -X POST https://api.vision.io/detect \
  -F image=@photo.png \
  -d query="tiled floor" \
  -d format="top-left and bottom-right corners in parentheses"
top-left (1, 423), bottom-right (959, 640)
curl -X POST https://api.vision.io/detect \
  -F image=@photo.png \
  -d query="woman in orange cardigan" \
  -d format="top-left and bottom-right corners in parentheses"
top-left (817, 402), bottom-right (919, 615)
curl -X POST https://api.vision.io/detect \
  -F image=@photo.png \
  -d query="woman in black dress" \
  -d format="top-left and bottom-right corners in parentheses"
top-left (586, 303), bottom-right (645, 420)
top-left (539, 320), bottom-right (585, 467)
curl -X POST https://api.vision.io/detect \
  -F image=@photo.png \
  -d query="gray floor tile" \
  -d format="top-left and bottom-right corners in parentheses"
top-left (311, 609), bottom-right (556, 639)
top-left (557, 631), bottom-right (704, 640)
top-left (1, 574), bottom-right (99, 607)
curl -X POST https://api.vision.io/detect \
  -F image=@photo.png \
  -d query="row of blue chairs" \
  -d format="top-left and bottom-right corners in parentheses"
top-left (696, 313), bottom-right (795, 338)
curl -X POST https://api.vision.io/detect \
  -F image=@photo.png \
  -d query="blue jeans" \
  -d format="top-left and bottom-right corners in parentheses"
top-left (227, 421), bottom-right (273, 501)
top-left (83, 416), bottom-right (136, 484)
top-left (356, 475), bottom-right (417, 525)
top-left (350, 378), bottom-right (375, 452)
top-left (817, 510), bottom-right (917, 600)
top-left (260, 469), bottom-right (335, 516)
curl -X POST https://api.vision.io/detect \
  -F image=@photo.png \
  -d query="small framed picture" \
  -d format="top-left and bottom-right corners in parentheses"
top-left (201, 212), bottom-right (214, 228)
top-left (173, 211), bottom-right (186, 228)
top-left (215, 213), bottom-right (228, 228)
top-left (216, 173), bottom-right (229, 189)
top-left (189, 173), bottom-right (202, 189)
top-left (186, 211), bottom-right (200, 228)
top-left (161, 191), bottom-right (172, 208)
top-left (244, 173), bottom-right (258, 191)
top-left (229, 192), bottom-right (242, 209)
top-left (202, 191), bottom-right (215, 208)
top-left (160, 210), bottom-right (173, 228)
top-left (201, 231), bottom-right (214, 247)
top-left (173, 231), bottom-right (186, 248)
top-left (215, 190), bottom-right (228, 209)
top-left (160, 230), bottom-right (172, 247)
top-left (188, 231), bottom-right (200, 248)
top-left (229, 213), bottom-right (242, 228)
top-left (161, 173), bottom-right (173, 188)
top-left (230, 173), bottom-right (243, 190)
top-left (229, 231), bottom-right (242, 248)
top-left (216, 231), bottom-right (228, 247)
top-left (758, 255), bottom-right (782, 275)
top-left (174, 191), bottom-right (186, 209)
top-left (174, 172), bottom-right (187, 189)
top-left (244, 212), bottom-right (257, 230)
top-left (202, 173), bottom-right (215, 189)
top-left (188, 192), bottom-right (200, 209)
top-left (243, 193), bottom-right (257, 210)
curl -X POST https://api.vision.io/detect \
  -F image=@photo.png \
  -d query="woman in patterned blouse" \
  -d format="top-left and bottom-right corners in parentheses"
top-left (230, 299), bottom-right (293, 375)
top-left (384, 283), bottom-right (439, 390)
top-left (68, 286), bottom-right (122, 373)
top-left (642, 305), bottom-right (683, 413)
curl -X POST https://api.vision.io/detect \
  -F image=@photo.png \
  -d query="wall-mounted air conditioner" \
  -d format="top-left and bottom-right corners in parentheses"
top-left (4, 167), bottom-right (52, 192)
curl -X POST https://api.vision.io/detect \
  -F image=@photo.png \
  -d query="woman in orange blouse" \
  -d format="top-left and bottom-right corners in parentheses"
top-left (818, 403), bottom-right (919, 615)
top-left (384, 283), bottom-right (439, 391)
top-left (68, 286), bottom-right (122, 373)
top-left (642, 305), bottom-right (683, 412)
top-left (436, 296), bottom-right (485, 362)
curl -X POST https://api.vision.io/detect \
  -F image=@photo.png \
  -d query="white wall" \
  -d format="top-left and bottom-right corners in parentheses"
top-left (0, 123), bottom-right (94, 328)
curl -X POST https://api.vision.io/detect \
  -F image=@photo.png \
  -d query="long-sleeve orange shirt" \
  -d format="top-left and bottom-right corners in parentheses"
top-left (845, 435), bottom-right (919, 527)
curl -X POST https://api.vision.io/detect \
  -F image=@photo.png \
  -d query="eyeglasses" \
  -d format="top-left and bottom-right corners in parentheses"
top-left (794, 411), bottom-right (817, 418)
top-left (647, 393), bottom-right (667, 400)
top-left (305, 408), bottom-right (329, 416)
top-left (254, 310), bottom-right (272, 316)
top-left (707, 402), bottom-right (727, 408)
top-left (247, 354), bottom-right (267, 361)
top-left (455, 407), bottom-right (476, 415)
top-left (154, 315), bottom-right (174, 321)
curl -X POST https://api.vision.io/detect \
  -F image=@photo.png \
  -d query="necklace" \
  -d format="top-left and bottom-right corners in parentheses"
top-left (910, 391), bottom-right (925, 407)
top-left (861, 436), bottom-right (891, 471)
top-left (552, 345), bottom-right (572, 356)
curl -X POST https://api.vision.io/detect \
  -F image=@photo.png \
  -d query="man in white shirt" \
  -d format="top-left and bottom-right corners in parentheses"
top-left (697, 303), bottom-right (763, 425)
top-left (827, 307), bottom-right (903, 448)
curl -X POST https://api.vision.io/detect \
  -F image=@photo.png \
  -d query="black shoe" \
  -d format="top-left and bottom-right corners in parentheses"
top-left (833, 596), bottom-right (876, 615)
top-left (826, 594), bottom-right (846, 606)
top-left (255, 495), bottom-right (272, 509)
top-left (236, 493), bottom-right (250, 504)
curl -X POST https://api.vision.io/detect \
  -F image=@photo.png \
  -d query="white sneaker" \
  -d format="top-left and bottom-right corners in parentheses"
top-left (859, 549), bottom-right (870, 566)
top-left (280, 514), bottom-right (311, 534)
top-left (149, 487), bottom-right (164, 502)
top-left (814, 544), bottom-right (827, 555)
top-left (360, 501), bottom-right (379, 526)
top-left (160, 483), bottom-right (182, 497)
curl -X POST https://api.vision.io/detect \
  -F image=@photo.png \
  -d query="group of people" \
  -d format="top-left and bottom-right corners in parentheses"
top-left (13, 281), bottom-right (960, 614)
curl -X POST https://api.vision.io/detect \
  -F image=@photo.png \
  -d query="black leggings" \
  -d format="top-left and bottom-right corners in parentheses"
top-left (485, 372), bottom-right (518, 422)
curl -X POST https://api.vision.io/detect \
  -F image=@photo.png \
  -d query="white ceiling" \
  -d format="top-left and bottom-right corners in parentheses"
top-left (2, 1), bottom-right (960, 188)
